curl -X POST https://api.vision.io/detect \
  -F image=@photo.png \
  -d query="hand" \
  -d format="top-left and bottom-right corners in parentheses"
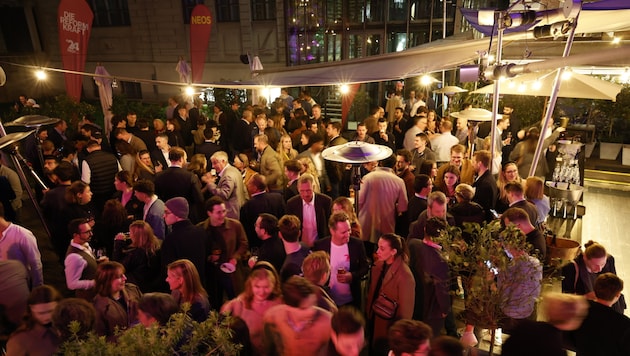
top-left (229, 258), bottom-right (237, 266)
top-left (380, 131), bottom-right (388, 141)
top-left (209, 254), bottom-right (220, 263)
top-left (155, 163), bottom-right (163, 173)
top-left (114, 233), bottom-right (126, 241)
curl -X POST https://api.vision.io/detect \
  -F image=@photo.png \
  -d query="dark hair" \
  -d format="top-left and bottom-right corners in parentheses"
top-left (168, 146), bottom-right (186, 162)
top-left (425, 217), bottom-right (447, 238)
top-left (584, 241), bottom-right (607, 259)
top-left (133, 179), bottom-right (155, 195)
top-left (593, 273), bottom-right (623, 302)
top-left (414, 174), bottom-right (431, 193)
top-left (65, 181), bottom-right (89, 204)
top-left (473, 150), bottom-right (491, 168)
top-left (138, 293), bottom-right (179, 326)
top-left (53, 298), bottom-right (96, 341)
top-left (205, 196), bottom-right (225, 212)
top-left (388, 319), bottom-right (433, 356)
top-left (428, 335), bottom-right (465, 356)
top-left (380, 154), bottom-right (396, 169)
top-left (502, 207), bottom-right (530, 224)
top-left (68, 218), bottom-right (89, 236)
top-left (379, 233), bottom-right (408, 263)
top-left (396, 149), bottom-right (412, 164)
top-left (278, 214), bottom-right (301, 242)
top-left (284, 159), bottom-right (302, 173)
top-left (418, 160), bottom-right (436, 177)
top-left (53, 161), bottom-right (75, 182)
top-left (248, 173), bottom-right (267, 192)
top-left (308, 133), bottom-right (325, 146)
top-left (14, 285), bottom-right (62, 332)
top-left (94, 261), bottom-right (125, 297)
top-left (504, 181), bottom-right (524, 195)
top-left (282, 276), bottom-right (316, 308)
top-left (328, 121), bottom-right (342, 132)
top-left (0, 202), bottom-right (4, 218)
top-left (115, 170), bottom-right (134, 186)
top-left (331, 306), bottom-right (365, 335)
top-left (257, 213), bottom-right (279, 236)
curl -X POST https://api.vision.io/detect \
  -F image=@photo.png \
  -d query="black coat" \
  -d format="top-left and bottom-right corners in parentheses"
top-left (286, 193), bottom-right (332, 242)
top-left (472, 170), bottom-right (498, 222)
top-left (240, 192), bottom-right (286, 248)
top-left (154, 167), bottom-right (205, 223)
top-left (312, 237), bottom-right (370, 308)
top-left (161, 220), bottom-right (208, 287)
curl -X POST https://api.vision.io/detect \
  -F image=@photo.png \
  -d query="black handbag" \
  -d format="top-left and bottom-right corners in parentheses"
top-left (372, 293), bottom-right (398, 320)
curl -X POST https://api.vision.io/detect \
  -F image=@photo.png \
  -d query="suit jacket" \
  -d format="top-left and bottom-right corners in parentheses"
top-left (232, 118), bottom-right (252, 154)
top-left (570, 300), bottom-right (630, 356)
top-left (195, 141), bottom-right (222, 162)
top-left (150, 149), bottom-right (169, 170)
top-left (259, 146), bottom-right (283, 190)
top-left (312, 237), bottom-right (369, 307)
top-left (240, 192), bottom-right (286, 248)
top-left (128, 135), bottom-right (148, 153)
top-left (284, 179), bottom-right (299, 202)
top-left (472, 170), bottom-right (498, 222)
top-left (209, 164), bottom-right (246, 219)
top-left (286, 193), bottom-right (332, 242)
top-left (510, 199), bottom-right (539, 227)
top-left (407, 195), bottom-right (428, 224)
top-left (154, 167), bottom-right (204, 223)
top-left (325, 136), bottom-right (347, 184)
top-left (408, 210), bottom-right (456, 240)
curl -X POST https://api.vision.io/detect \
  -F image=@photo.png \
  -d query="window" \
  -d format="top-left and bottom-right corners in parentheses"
top-left (252, 0), bottom-right (275, 21)
top-left (121, 81), bottom-right (142, 100)
top-left (0, 7), bottom-right (35, 53)
top-left (182, 0), bottom-right (205, 24)
top-left (88, 0), bottom-right (130, 27)
top-left (216, 0), bottom-right (240, 22)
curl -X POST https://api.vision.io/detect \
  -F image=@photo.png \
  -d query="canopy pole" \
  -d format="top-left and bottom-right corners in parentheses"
top-left (528, 13), bottom-right (580, 177)
top-left (489, 22), bottom-right (504, 164)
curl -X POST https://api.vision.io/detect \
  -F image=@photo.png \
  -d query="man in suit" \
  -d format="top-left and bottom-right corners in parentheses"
top-left (472, 150), bottom-right (498, 222)
top-left (150, 133), bottom-right (170, 171)
top-left (371, 116), bottom-right (396, 150)
top-left (205, 151), bottom-right (246, 219)
top-left (408, 191), bottom-right (455, 240)
top-left (133, 179), bottom-right (166, 239)
top-left (504, 181), bottom-right (539, 227)
top-left (240, 173), bottom-right (285, 248)
top-left (232, 109), bottom-right (253, 156)
top-left (153, 146), bottom-right (204, 223)
top-left (325, 122), bottom-right (347, 199)
top-left (407, 174), bottom-right (432, 225)
top-left (312, 212), bottom-right (369, 308)
top-left (195, 125), bottom-right (222, 162)
top-left (283, 159), bottom-right (301, 202)
top-left (298, 133), bottom-right (331, 194)
top-left (253, 133), bottom-right (283, 192)
top-left (252, 213), bottom-right (286, 273)
top-left (286, 173), bottom-right (332, 248)
top-left (114, 128), bottom-right (147, 153)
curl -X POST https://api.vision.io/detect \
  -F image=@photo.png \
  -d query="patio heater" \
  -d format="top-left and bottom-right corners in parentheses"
top-left (321, 141), bottom-right (393, 209)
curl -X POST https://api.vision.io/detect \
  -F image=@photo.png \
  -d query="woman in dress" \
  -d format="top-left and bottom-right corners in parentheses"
top-left (113, 220), bottom-right (162, 293)
top-left (221, 262), bottom-right (282, 354)
top-left (6, 285), bottom-right (62, 356)
top-left (366, 234), bottom-right (415, 352)
top-left (435, 164), bottom-right (460, 208)
top-left (166, 259), bottom-right (210, 322)
top-left (93, 261), bottom-right (142, 341)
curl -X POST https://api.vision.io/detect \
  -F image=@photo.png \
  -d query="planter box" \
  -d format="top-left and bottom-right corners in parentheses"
top-left (600, 142), bottom-right (622, 160)
top-left (623, 145), bottom-right (630, 166)
top-left (584, 142), bottom-right (595, 158)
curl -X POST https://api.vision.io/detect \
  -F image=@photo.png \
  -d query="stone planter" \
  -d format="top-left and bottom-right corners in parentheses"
top-left (623, 145), bottom-right (630, 166)
top-left (599, 142), bottom-right (622, 160)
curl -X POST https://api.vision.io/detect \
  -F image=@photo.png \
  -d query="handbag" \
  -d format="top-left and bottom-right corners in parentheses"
top-left (372, 293), bottom-right (398, 320)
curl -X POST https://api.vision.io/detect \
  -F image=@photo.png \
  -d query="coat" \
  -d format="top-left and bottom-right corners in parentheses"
top-left (366, 256), bottom-right (415, 346)
top-left (154, 166), bottom-right (205, 223)
top-left (93, 283), bottom-right (142, 341)
top-left (286, 193), bottom-right (332, 242)
top-left (209, 164), bottom-right (247, 219)
top-left (259, 145), bottom-right (283, 190)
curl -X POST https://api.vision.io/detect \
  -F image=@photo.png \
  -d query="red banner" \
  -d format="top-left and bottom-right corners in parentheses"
top-left (190, 5), bottom-right (213, 84)
top-left (58, 0), bottom-right (93, 102)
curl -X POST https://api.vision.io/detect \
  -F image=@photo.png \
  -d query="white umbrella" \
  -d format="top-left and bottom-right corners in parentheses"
top-left (471, 70), bottom-right (622, 101)
top-left (94, 65), bottom-right (113, 136)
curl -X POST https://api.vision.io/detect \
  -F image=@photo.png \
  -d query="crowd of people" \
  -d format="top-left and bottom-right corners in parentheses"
top-left (0, 88), bottom-right (629, 356)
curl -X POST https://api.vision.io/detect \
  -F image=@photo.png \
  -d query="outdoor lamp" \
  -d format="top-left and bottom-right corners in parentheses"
top-left (35, 69), bottom-right (47, 80)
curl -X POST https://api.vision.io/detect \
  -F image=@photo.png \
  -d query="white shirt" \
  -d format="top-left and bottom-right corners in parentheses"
top-left (329, 242), bottom-right (352, 305)
top-left (64, 241), bottom-right (96, 291)
top-left (0, 223), bottom-right (43, 287)
top-left (430, 132), bottom-right (460, 162)
top-left (302, 199), bottom-right (318, 247)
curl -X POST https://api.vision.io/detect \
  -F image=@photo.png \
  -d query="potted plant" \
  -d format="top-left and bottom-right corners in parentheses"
top-left (435, 221), bottom-right (540, 355)
top-left (58, 308), bottom-right (243, 355)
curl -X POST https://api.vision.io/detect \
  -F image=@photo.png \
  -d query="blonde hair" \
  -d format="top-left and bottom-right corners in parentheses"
top-left (302, 251), bottom-right (330, 285)
top-left (167, 259), bottom-right (207, 304)
top-left (129, 220), bottom-right (161, 255)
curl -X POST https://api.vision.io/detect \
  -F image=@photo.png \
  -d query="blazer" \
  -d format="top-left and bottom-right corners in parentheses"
top-left (240, 192), bottom-right (286, 248)
top-left (472, 170), bottom-right (498, 221)
top-left (312, 237), bottom-right (370, 307)
top-left (259, 146), bottom-right (283, 190)
top-left (210, 164), bottom-right (247, 219)
top-left (150, 149), bottom-right (169, 170)
top-left (154, 166), bottom-right (205, 223)
top-left (286, 193), bottom-right (332, 242)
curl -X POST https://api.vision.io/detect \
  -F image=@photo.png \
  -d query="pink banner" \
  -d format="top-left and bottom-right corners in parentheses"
top-left (190, 4), bottom-right (213, 83)
top-left (58, 0), bottom-right (93, 102)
